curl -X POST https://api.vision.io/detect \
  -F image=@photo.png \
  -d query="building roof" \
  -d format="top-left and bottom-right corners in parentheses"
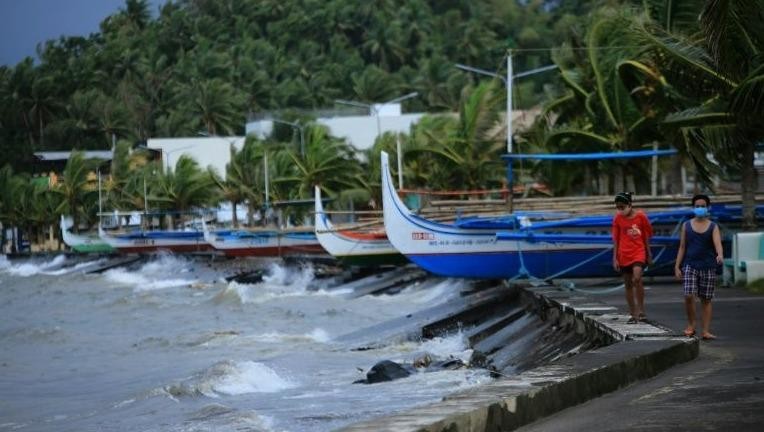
top-left (33, 151), bottom-right (113, 161)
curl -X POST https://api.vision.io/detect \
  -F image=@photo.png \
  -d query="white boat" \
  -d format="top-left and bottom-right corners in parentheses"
top-left (202, 220), bottom-right (324, 257)
top-left (98, 225), bottom-right (211, 254)
top-left (379, 151), bottom-right (680, 279)
top-left (314, 186), bottom-right (405, 266)
top-left (60, 216), bottom-right (114, 253)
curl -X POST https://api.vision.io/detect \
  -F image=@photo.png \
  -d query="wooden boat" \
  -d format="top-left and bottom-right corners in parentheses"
top-left (313, 186), bottom-right (406, 266)
top-left (60, 216), bottom-right (115, 253)
top-left (202, 220), bottom-right (325, 257)
top-left (98, 225), bottom-right (211, 254)
top-left (379, 151), bottom-right (685, 279)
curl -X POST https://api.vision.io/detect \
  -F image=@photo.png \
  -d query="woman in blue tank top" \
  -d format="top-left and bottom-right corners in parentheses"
top-left (674, 194), bottom-right (724, 340)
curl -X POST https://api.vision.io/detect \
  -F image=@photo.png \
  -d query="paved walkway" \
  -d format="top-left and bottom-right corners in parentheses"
top-left (517, 280), bottom-right (764, 431)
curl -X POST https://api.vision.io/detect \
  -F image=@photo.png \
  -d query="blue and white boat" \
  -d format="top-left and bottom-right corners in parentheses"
top-left (380, 151), bottom-right (689, 279)
top-left (98, 225), bottom-right (212, 254)
top-left (202, 220), bottom-right (324, 257)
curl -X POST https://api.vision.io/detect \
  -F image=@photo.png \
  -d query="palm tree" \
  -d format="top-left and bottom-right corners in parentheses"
top-left (407, 81), bottom-right (506, 192)
top-left (632, 0), bottom-right (764, 229)
top-left (183, 78), bottom-right (245, 136)
top-left (154, 155), bottom-right (218, 228)
top-left (528, 10), bottom-right (666, 195)
top-left (53, 151), bottom-right (96, 233)
top-left (213, 144), bottom-right (251, 228)
top-left (279, 124), bottom-right (363, 199)
top-left (0, 166), bottom-right (28, 251)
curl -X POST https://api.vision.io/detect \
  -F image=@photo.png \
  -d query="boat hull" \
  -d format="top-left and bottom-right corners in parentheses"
top-left (61, 217), bottom-right (115, 253)
top-left (404, 245), bottom-right (677, 279)
top-left (380, 152), bottom-right (682, 279)
top-left (205, 229), bottom-right (326, 257)
top-left (314, 186), bottom-right (405, 266)
top-left (99, 229), bottom-right (211, 254)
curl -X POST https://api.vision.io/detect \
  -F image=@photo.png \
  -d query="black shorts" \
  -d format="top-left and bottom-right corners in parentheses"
top-left (620, 262), bottom-right (645, 274)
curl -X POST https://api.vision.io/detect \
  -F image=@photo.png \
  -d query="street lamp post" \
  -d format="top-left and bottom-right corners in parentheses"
top-left (163, 145), bottom-right (194, 172)
top-left (272, 119), bottom-right (305, 157)
top-left (335, 92), bottom-right (418, 189)
top-left (456, 57), bottom-right (557, 211)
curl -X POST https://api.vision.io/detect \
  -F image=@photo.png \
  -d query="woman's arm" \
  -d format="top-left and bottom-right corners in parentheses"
top-left (674, 222), bottom-right (687, 279)
top-left (712, 224), bottom-right (723, 264)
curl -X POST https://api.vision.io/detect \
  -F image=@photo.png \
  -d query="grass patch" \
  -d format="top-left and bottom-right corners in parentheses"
top-left (746, 278), bottom-right (764, 295)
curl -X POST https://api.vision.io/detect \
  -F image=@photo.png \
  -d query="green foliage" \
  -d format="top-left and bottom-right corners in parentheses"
top-left (1, 0), bottom-right (594, 168)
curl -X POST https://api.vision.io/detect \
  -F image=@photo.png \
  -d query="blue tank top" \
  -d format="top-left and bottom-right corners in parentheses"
top-left (683, 221), bottom-right (717, 270)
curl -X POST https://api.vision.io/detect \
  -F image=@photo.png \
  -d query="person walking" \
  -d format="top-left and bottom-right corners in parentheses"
top-left (674, 194), bottom-right (723, 340)
top-left (612, 192), bottom-right (653, 324)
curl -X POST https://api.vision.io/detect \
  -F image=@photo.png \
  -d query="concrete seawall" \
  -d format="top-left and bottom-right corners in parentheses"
top-left (339, 283), bottom-right (699, 432)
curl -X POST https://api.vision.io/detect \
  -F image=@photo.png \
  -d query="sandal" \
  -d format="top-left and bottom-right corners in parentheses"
top-left (701, 333), bottom-right (716, 341)
top-left (683, 327), bottom-right (696, 337)
top-left (626, 317), bottom-right (638, 324)
top-left (638, 313), bottom-right (647, 322)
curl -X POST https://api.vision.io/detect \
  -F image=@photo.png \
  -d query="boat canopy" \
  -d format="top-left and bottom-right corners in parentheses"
top-left (501, 149), bottom-right (678, 161)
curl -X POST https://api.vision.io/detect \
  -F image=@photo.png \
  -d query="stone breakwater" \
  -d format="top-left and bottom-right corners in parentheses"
top-left (339, 283), bottom-right (699, 432)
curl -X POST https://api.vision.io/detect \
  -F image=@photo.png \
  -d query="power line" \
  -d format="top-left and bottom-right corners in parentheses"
top-left (507, 45), bottom-right (647, 53)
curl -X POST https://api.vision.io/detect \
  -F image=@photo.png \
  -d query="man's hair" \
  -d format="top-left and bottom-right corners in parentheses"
top-left (614, 192), bottom-right (632, 205)
top-left (692, 194), bottom-right (711, 206)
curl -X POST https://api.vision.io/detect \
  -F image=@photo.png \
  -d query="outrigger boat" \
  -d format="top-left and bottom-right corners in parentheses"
top-left (380, 151), bottom-right (696, 279)
top-left (202, 220), bottom-right (324, 257)
top-left (60, 216), bottom-right (114, 253)
top-left (98, 225), bottom-right (211, 254)
top-left (97, 211), bottom-right (212, 254)
top-left (314, 186), bottom-right (406, 266)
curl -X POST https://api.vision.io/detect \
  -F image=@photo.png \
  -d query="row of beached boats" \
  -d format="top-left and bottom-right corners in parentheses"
top-left (61, 150), bottom-right (762, 280)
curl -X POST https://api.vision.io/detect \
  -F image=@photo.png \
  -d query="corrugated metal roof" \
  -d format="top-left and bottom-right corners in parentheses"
top-left (33, 151), bottom-right (113, 161)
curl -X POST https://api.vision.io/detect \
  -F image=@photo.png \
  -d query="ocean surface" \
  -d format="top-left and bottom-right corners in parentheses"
top-left (0, 254), bottom-right (492, 432)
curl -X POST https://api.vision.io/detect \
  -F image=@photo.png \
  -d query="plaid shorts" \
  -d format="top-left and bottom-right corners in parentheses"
top-left (682, 265), bottom-right (717, 299)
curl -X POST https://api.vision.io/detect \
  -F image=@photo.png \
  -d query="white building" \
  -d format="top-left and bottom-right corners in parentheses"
top-left (147, 136), bottom-right (245, 176)
top-left (246, 103), bottom-right (425, 151)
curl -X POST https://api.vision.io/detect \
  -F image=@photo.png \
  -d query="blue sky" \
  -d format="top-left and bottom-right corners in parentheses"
top-left (0, 0), bottom-right (165, 66)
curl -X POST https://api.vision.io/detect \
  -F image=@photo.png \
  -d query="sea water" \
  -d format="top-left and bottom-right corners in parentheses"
top-left (0, 254), bottom-right (492, 432)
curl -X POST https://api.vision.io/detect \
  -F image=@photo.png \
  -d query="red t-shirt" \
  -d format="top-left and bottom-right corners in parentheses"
top-left (612, 210), bottom-right (653, 266)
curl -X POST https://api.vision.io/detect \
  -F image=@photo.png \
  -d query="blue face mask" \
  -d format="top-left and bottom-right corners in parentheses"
top-left (693, 207), bottom-right (709, 218)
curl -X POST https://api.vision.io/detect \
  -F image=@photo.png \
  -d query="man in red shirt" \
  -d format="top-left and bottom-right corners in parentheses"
top-left (612, 192), bottom-right (653, 324)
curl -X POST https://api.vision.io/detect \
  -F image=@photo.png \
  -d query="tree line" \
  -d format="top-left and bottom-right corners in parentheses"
top-left (1, 0), bottom-right (762, 249)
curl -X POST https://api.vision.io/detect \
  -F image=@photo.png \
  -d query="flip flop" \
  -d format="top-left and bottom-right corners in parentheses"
top-left (701, 333), bottom-right (717, 341)
top-left (626, 317), bottom-right (638, 324)
top-left (683, 328), bottom-right (696, 337)
top-left (638, 313), bottom-right (647, 322)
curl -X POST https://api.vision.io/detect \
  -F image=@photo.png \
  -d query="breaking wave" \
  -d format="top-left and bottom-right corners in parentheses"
top-left (1, 254), bottom-right (66, 277)
top-left (104, 253), bottom-right (196, 291)
top-left (162, 360), bottom-right (298, 398)
top-left (248, 328), bottom-right (332, 344)
top-left (215, 263), bottom-right (321, 304)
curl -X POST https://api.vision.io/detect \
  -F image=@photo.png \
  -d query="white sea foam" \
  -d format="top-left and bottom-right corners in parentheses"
top-left (163, 360), bottom-right (297, 398)
top-left (417, 330), bottom-right (473, 363)
top-left (104, 254), bottom-right (196, 291)
top-left (213, 361), bottom-right (297, 395)
top-left (140, 252), bottom-right (192, 274)
top-left (248, 328), bottom-right (331, 344)
top-left (395, 278), bottom-right (464, 304)
top-left (42, 258), bottom-right (107, 275)
top-left (379, 329), bottom-right (473, 364)
top-left (261, 262), bottom-right (314, 291)
top-left (104, 268), bottom-right (195, 291)
top-left (3, 255), bottom-right (66, 277)
top-left (218, 264), bottom-right (320, 304)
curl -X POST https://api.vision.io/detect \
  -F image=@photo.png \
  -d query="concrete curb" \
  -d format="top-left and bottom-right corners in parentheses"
top-left (338, 285), bottom-right (699, 432)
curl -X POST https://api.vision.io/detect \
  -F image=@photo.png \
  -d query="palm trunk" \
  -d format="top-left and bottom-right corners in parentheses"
top-left (741, 139), bottom-right (757, 231)
top-left (232, 202), bottom-right (239, 228)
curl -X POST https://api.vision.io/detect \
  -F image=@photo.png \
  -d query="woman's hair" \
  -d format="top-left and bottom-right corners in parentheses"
top-left (692, 194), bottom-right (711, 206)
top-left (614, 192), bottom-right (632, 205)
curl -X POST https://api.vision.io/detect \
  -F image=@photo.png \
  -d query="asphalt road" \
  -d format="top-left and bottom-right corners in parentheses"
top-left (517, 281), bottom-right (764, 431)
